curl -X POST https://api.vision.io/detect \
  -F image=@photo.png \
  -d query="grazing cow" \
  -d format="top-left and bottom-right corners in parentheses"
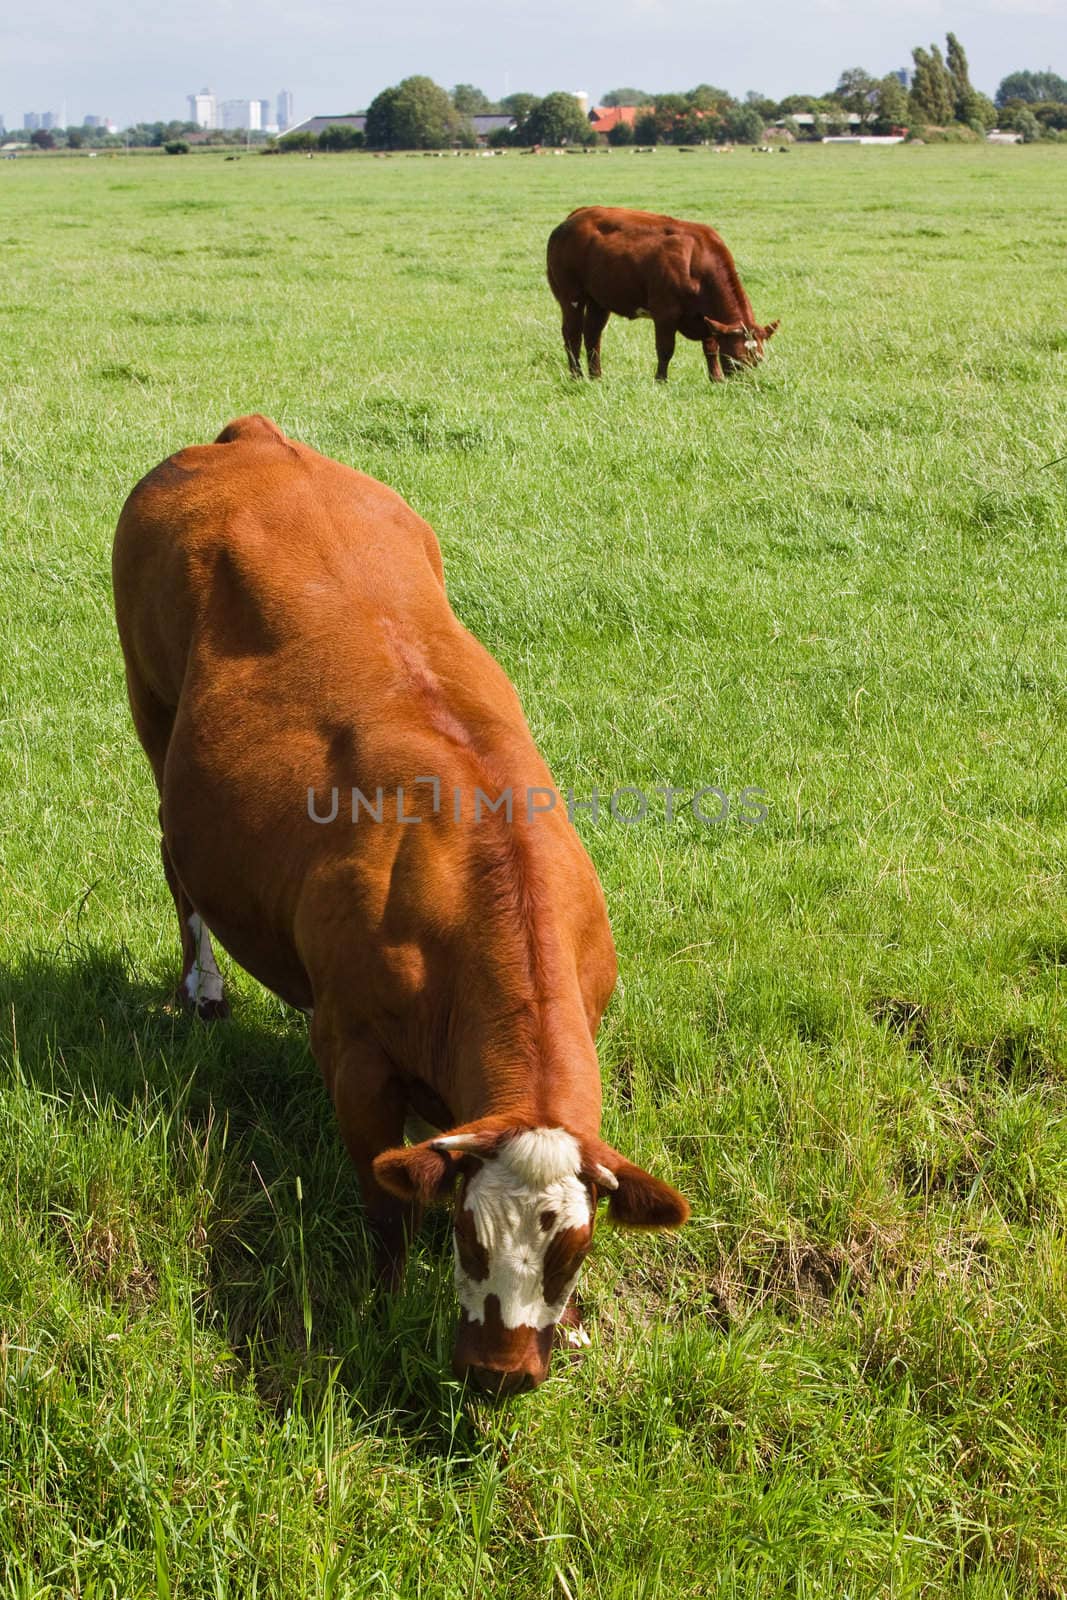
top-left (112, 415), bottom-right (689, 1394)
top-left (546, 204), bottom-right (779, 382)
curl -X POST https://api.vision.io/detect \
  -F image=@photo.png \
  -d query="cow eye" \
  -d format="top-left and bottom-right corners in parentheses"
top-left (539, 1210), bottom-right (557, 1232)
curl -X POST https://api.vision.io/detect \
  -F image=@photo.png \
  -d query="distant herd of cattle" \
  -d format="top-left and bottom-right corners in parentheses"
top-left (112, 206), bottom-right (777, 1393)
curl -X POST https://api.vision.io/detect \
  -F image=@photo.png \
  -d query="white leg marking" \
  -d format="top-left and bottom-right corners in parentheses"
top-left (184, 913), bottom-right (225, 1007)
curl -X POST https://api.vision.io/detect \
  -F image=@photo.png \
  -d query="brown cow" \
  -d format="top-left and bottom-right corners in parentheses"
top-left (112, 415), bottom-right (689, 1395)
top-left (546, 204), bottom-right (779, 382)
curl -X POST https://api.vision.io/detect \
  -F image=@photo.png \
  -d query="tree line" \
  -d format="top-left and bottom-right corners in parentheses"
top-left (8, 39), bottom-right (1066, 154)
top-left (275, 39), bottom-right (1065, 154)
top-left (8, 121), bottom-right (267, 151)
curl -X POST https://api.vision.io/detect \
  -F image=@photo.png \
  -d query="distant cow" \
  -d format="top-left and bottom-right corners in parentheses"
top-left (112, 415), bottom-right (689, 1395)
top-left (547, 205), bottom-right (779, 382)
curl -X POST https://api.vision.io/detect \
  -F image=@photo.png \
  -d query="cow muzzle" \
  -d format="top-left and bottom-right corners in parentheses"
top-left (452, 1305), bottom-right (554, 1397)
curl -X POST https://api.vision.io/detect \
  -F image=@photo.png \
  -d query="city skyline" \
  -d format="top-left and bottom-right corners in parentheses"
top-left (5, 88), bottom-right (292, 135)
top-left (1, 0), bottom-right (1062, 131)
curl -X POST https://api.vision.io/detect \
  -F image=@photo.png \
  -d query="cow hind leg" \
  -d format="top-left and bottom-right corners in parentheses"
top-left (161, 830), bottom-right (230, 1021)
top-left (561, 300), bottom-right (584, 378)
top-left (122, 672), bottom-right (231, 1022)
top-left (583, 302), bottom-right (610, 379)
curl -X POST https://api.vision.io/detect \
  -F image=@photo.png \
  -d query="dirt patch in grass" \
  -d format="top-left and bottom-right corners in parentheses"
top-left (56, 1205), bottom-right (158, 1309)
top-left (872, 995), bottom-right (933, 1059)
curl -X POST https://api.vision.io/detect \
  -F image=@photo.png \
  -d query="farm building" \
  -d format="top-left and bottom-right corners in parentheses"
top-left (587, 105), bottom-right (640, 135)
top-left (284, 114), bottom-right (367, 138)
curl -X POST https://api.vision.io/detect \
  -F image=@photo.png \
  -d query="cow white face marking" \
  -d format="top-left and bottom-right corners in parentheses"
top-left (184, 913), bottom-right (224, 1008)
top-left (454, 1129), bottom-right (593, 1332)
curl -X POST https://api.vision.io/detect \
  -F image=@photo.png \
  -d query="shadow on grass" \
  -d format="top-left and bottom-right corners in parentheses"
top-left (0, 940), bottom-right (488, 1457)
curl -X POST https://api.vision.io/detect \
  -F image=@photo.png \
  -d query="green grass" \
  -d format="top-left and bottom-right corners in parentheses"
top-left (1, 143), bottom-right (1066, 1598)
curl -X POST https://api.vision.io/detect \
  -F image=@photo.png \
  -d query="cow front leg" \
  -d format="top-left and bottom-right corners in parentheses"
top-left (311, 1020), bottom-right (417, 1285)
top-left (161, 828), bottom-right (229, 1020)
top-left (583, 302), bottom-right (610, 378)
top-left (703, 339), bottom-right (725, 383)
top-left (561, 300), bottom-right (584, 378)
top-left (654, 322), bottom-right (676, 382)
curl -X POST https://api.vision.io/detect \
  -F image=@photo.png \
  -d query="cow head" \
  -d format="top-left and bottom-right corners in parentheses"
top-left (373, 1122), bottom-right (689, 1395)
top-left (704, 317), bottom-right (780, 376)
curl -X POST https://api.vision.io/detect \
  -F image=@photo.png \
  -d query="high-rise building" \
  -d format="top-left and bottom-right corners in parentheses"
top-left (221, 98), bottom-right (261, 131)
top-left (188, 89), bottom-right (217, 129)
top-left (277, 90), bottom-right (294, 131)
top-left (24, 112), bottom-right (41, 131)
top-left (258, 99), bottom-right (271, 130)
top-left (41, 111), bottom-right (60, 130)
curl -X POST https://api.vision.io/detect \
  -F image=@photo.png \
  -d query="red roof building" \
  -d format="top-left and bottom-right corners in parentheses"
top-left (588, 105), bottom-right (641, 134)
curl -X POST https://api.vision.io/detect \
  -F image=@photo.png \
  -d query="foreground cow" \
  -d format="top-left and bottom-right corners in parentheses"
top-left (112, 415), bottom-right (689, 1394)
top-left (547, 205), bottom-right (779, 382)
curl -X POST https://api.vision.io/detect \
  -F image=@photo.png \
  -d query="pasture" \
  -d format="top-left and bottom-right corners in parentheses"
top-left (1, 143), bottom-right (1065, 1597)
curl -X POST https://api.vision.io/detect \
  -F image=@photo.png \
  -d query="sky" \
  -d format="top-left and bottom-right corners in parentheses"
top-left (1, 0), bottom-right (1064, 128)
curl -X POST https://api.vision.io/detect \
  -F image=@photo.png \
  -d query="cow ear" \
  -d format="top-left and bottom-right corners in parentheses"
top-left (586, 1144), bottom-right (690, 1229)
top-left (758, 320), bottom-right (780, 340)
top-left (704, 317), bottom-right (744, 337)
top-left (373, 1141), bottom-right (462, 1206)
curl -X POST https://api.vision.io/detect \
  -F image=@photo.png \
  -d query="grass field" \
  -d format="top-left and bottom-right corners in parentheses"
top-left (1, 142), bottom-right (1066, 1597)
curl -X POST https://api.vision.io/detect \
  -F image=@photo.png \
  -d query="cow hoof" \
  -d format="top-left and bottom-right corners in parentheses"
top-left (194, 996), bottom-right (230, 1022)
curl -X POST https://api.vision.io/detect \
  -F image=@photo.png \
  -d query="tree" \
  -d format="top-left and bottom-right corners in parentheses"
top-left (523, 92), bottom-right (592, 146)
top-left (318, 123), bottom-right (365, 150)
top-left (670, 105), bottom-right (710, 144)
top-left (498, 92), bottom-right (538, 142)
top-left (606, 120), bottom-right (634, 145)
top-left (965, 92), bottom-right (997, 131)
top-left (30, 129), bottom-right (55, 149)
top-left (834, 68), bottom-right (877, 119)
top-left (723, 104), bottom-right (766, 144)
top-left (996, 69), bottom-right (1067, 107)
top-left (1014, 108), bottom-right (1043, 142)
top-left (910, 44), bottom-right (954, 124)
top-left (600, 87), bottom-right (652, 106)
top-left (944, 32), bottom-right (990, 125)
top-left (500, 92), bottom-right (538, 122)
top-left (945, 32), bottom-right (970, 111)
top-left (163, 140), bottom-right (190, 154)
top-left (690, 83), bottom-right (732, 112)
top-left (872, 74), bottom-right (909, 131)
top-left (279, 130), bottom-right (316, 151)
top-left (452, 84), bottom-right (492, 114)
top-left (1027, 101), bottom-right (1067, 131)
top-left (744, 91), bottom-right (778, 120)
top-left (365, 76), bottom-right (459, 149)
top-left (65, 128), bottom-right (84, 148)
top-left (633, 110), bottom-right (658, 144)
top-left (814, 96), bottom-right (848, 134)
top-left (644, 92), bottom-right (686, 142)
